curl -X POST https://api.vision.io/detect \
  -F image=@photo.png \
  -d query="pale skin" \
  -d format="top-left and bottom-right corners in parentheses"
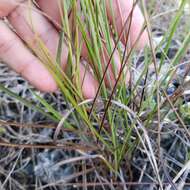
top-left (0, 0), bottom-right (148, 99)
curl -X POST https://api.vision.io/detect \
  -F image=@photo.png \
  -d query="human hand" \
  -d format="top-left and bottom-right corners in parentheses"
top-left (0, 0), bottom-right (148, 99)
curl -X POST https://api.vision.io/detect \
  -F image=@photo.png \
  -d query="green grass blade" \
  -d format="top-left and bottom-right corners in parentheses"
top-left (0, 83), bottom-right (58, 122)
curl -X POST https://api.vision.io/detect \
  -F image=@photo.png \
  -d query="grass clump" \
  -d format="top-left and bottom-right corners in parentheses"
top-left (0, 0), bottom-right (190, 189)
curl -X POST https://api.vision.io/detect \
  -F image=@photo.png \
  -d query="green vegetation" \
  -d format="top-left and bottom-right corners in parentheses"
top-left (0, 0), bottom-right (190, 188)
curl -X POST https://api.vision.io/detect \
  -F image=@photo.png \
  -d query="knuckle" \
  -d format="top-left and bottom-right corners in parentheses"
top-left (0, 36), bottom-right (17, 55)
top-left (17, 57), bottom-right (34, 76)
top-left (0, 0), bottom-right (27, 18)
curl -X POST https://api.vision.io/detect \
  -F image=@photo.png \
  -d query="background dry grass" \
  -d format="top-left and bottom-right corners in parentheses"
top-left (0, 0), bottom-right (190, 189)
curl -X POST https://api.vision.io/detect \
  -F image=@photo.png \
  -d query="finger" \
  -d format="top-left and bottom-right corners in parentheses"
top-left (37, 0), bottom-right (125, 87)
top-left (68, 7), bottom-right (123, 88)
top-left (79, 64), bottom-right (99, 99)
top-left (36, 0), bottom-right (61, 26)
top-left (8, 1), bottom-right (98, 99)
top-left (38, 0), bottom-right (123, 87)
top-left (0, 0), bottom-right (24, 17)
top-left (105, 0), bottom-right (148, 49)
top-left (37, 0), bottom-right (101, 96)
top-left (0, 20), bottom-right (57, 92)
top-left (81, 35), bottom-right (124, 88)
top-left (36, 0), bottom-right (147, 49)
top-left (8, 1), bottom-right (68, 70)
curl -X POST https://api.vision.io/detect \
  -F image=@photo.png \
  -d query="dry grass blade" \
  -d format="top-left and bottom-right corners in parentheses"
top-left (160, 150), bottom-right (178, 190)
top-left (36, 168), bottom-right (95, 190)
top-left (162, 89), bottom-right (190, 138)
top-left (142, 0), bottom-right (162, 164)
top-left (54, 99), bottom-right (94, 141)
top-left (53, 154), bottom-right (107, 168)
top-left (1, 0), bottom-right (190, 189)
top-left (0, 120), bottom-right (55, 129)
top-left (165, 160), bottom-right (190, 190)
top-left (37, 182), bottom-right (190, 188)
top-left (0, 141), bottom-right (96, 151)
top-left (2, 149), bottom-right (23, 188)
top-left (110, 100), bottom-right (162, 188)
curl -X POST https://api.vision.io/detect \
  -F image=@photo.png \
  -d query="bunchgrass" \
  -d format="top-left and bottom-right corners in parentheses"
top-left (0, 0), bottom-right (190, 188)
